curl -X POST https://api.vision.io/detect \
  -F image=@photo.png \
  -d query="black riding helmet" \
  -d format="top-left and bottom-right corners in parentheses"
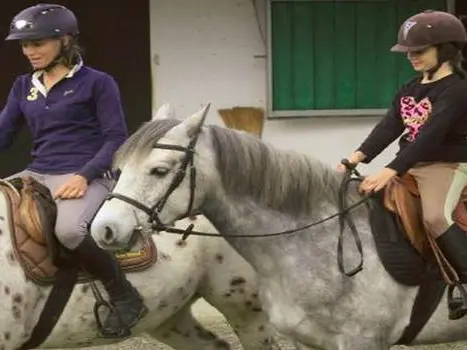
top-left (6, 4), bottom-right (78, 41)
top-left (5, 4), bottom-right (80, 70)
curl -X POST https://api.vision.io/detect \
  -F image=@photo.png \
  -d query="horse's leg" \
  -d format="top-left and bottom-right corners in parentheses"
top-left (335, 337), bottom-right (390, 350)
top-left (201, 298), bottom-right (282, 350)
top-left (293, 342), bottom-right (318, 350)
top-left (230, 312), bottom-right (283, 349)
top-left (148, 301), bottom-right (232, 350)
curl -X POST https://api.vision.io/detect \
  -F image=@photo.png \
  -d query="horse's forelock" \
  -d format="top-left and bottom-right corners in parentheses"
top-left (114, 118), bottom-right (182, 169)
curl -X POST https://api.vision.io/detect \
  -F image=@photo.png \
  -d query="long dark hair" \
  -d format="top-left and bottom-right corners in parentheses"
top-left (427, 42), bottom-right (467, 79)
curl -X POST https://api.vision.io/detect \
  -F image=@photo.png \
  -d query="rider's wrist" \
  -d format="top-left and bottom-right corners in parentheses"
top-left (350, 151), bottom-right (366, 164)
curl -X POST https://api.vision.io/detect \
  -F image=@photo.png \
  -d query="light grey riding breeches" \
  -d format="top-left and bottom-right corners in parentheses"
top-left (7, 170), bottom-right (114, 249)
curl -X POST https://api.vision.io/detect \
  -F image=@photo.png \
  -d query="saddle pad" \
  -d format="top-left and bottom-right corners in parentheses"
top-left (0, 180), bottom-right (157, 286)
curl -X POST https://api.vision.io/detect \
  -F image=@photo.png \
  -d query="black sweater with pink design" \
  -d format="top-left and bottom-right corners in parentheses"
top-left (357, 73), bottom-right (467, 175)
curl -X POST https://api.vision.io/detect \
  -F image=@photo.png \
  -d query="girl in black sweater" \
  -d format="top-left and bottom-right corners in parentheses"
top-left (339, 10), bottom-right (467, 319)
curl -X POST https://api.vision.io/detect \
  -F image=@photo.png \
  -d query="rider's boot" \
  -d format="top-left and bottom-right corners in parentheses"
top-left (436, 223), bottom-right (467, 320)
top-left (71, 235), bottom-right (148, 338)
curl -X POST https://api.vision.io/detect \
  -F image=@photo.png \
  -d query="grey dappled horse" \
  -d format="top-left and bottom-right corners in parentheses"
top-left (91, 105), bottom-right (467, 350)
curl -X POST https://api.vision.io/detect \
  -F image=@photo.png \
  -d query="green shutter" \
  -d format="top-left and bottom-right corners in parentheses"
top-left (271, 0), bottom-right (447, 112)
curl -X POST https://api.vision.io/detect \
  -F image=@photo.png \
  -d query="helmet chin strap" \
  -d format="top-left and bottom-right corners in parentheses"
top-left (32, 38), bottom-right (69, 73)
top-left (39, 56), bottom-right (63, 73)
top-left (425, 61), bottom-right (443, 80)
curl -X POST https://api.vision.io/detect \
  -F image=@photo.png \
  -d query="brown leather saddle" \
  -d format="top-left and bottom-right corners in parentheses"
top-left (0, 176), bottom-right (157, 286)
top-left (383, 173), bottom-right (467, 282)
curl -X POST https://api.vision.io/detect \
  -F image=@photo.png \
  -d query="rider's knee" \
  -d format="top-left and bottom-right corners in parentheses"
top-left (423, 213), bottom-right (450, 238)
top-left (55, 217), bottom-right (88, 249)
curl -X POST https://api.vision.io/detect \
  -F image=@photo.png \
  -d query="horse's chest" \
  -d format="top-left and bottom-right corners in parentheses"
top-left (260, 279), bottom-right (306, 333)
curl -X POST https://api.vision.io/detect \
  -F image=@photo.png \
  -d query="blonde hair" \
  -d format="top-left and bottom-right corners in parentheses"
top-left (60, 36), bottom-right (83, 67)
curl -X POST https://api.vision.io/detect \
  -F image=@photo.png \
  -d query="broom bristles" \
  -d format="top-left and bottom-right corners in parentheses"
top-left (218, 106), bottom-right (265, 138)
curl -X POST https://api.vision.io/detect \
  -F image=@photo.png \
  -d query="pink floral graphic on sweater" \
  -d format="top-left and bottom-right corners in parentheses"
top-left (400, 96), bottom-right (432, 142)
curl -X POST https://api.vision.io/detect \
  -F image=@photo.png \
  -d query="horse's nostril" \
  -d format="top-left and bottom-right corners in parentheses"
top-left (104, 226), bottom-right (114, 243)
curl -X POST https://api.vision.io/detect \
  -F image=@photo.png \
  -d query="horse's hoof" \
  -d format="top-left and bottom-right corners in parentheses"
top-left (448, 298), bottom-right (467, 320)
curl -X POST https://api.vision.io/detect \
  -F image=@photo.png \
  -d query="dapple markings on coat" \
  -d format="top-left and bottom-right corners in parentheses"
top-left (0, 200), bottom-right (276, 349)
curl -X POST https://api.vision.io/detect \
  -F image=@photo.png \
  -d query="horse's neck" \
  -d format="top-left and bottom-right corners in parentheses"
top-left (201, 189), bottom-right (345, 277)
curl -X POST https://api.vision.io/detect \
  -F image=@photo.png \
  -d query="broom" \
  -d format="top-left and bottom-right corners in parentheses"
top-left (218, 106), bottom-right (265, 138)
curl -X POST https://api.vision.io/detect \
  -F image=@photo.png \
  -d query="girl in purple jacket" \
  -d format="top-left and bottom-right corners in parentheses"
top-left (1, 3), bottom-right (147, 338)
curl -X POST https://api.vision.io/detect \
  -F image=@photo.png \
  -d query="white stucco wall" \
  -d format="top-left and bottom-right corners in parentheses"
top-left (149, 0), bottom-right (400, 174)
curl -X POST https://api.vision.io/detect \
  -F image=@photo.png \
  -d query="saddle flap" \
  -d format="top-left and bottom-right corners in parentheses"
top-left (13, 176), bottom-right (57, 245)
top-left (383, 175), bottom-right (430, 257)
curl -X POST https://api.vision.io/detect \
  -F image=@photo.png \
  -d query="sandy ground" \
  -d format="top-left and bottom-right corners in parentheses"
top-left (57, 299), bottom-right (467, 350)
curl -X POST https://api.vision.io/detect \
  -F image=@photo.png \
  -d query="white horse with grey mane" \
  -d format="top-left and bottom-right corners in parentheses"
top-left (90, 104), bottom-right (467, 350)
top-left (0, 104), bottom-right (282, 350)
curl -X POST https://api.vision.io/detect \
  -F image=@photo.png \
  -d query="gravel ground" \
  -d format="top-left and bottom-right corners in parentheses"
top-left (56, 299), bottom-right (467, 350)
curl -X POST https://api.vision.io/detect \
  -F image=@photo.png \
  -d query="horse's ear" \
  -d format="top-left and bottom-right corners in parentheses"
top-left (181, 103), bottom-right (211, 138)
top-left (152, 103), bottom-right (175, 121)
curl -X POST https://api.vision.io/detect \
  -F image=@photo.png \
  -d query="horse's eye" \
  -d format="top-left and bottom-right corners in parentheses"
top-left (149, 167), bottom-right (169, 177)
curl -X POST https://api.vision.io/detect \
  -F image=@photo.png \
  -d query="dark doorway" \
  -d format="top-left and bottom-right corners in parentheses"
top-left (0, 0), bottom-right (151, 177)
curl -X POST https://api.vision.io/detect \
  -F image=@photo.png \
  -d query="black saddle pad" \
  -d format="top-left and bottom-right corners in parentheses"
top-left (368, 191), bottom-right (430, 286)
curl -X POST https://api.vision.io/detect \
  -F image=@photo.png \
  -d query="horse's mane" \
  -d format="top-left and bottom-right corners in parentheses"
top-left (209, 126), bottom-right (351, 216)
top-left (114, 118), bottom-right (356, 217)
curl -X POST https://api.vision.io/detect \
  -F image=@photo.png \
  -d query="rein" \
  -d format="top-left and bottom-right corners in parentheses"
top-left (154, 159), bottom-right (369, 276)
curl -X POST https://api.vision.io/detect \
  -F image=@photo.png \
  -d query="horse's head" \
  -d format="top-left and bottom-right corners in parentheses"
top-left (90, 103), bottom-right (215, 250)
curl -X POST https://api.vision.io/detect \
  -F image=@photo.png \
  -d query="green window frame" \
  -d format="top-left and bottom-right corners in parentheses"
top-left (266, 0), bottom-right (453, 118)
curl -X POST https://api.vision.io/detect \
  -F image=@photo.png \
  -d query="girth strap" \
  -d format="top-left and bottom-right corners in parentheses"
top-left (18, 266), bottom-right (79, 349)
